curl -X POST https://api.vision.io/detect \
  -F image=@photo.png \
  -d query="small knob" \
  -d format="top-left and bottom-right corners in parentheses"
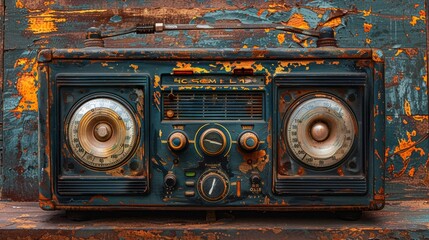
top-left (164, 173), bottom-right (177, 188)
top-left (310, 122), bottom-right (329, 142)
top-left (239, 131), bottom-right (260, 151)
top-left (94, 123), bottom-right (112, 142)
top-left (168, 132), bottom-right (188, 151)
top-left (198, 171), bottom-right (229, 202)
top-left (250, 174), bottom-right (261, 185)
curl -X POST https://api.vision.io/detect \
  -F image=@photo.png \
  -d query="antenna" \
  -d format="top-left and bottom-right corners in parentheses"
top-left (85, 23), bottom-right (337, 48)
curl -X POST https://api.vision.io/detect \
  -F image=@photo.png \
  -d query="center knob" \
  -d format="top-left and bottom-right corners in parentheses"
top-left (94, 123), bottom-right (112, 142)
top-left (310, 122), bottom-right (329, 142)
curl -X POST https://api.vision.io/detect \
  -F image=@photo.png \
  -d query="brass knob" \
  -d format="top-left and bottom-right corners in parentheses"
top-left (168, 132), bottom-right (188, 151)
top-left (310, 122), bottom-right (329, 142)
top-left (239, 131), bottom-right (259, 151)
top-left (94, 123), bottom-right (112, 141)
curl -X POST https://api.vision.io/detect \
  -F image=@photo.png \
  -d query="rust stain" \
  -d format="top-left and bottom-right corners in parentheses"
top-left (12, 58), bottom-right (39, 118)
top-left (117, 230), bottom-right (165, 239)
top-left (363, 23), bottom-right (373, 32)
top-left (277, 33), bottom-right (285, 45)
top-left (404, 99), bottom-right (412, 116)
top-left (285, 13), bottom-right (310, 29)
top-left (239, 150), bottom-right (269, 173)
top-left (106, 167), bottom-right (125, 177)
top-left (88, 195), bottom-right (109, 204)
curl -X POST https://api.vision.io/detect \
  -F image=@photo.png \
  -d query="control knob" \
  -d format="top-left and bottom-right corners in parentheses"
top-left (164, 172), bottom-right (177, 189)
top-left (239, 131), bottom-right (260, 152)
top-left (168, 131), bottom-right (188, 151)
top-left (197, 170), bottom-right (229, 202)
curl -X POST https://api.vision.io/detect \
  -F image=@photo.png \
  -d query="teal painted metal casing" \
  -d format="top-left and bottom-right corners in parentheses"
top-left (37, 47), bottom-right (385, 211)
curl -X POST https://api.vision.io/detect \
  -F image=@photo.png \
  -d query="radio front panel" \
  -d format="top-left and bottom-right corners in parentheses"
top-left (38, 49), bottom-right (385, 211)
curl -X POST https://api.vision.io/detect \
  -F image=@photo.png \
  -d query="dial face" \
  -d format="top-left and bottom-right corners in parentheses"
top-left (285, 95), bottom-right (357, 169)
top-left (198, 171), bottom-right (229, 202)
top-left (200, 128), bottom-right (227, 156)
top-left (67, 97), bottom-right (139, 170)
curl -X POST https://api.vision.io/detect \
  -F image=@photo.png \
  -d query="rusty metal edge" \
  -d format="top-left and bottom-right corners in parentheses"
top-left (0, 0), bottom-right (4, 198)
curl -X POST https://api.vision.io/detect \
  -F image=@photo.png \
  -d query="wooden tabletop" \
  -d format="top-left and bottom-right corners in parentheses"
top-left (0, 200), bottom-right (428, 239)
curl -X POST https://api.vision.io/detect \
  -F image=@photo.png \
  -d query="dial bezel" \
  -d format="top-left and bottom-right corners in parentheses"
top-left (65, 93), bottom-right (141, 171)
top-left (283, 93), bottom-right (358, 170)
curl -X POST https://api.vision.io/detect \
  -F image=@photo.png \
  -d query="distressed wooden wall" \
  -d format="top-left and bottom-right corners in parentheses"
top-left (0, 0), bottom-right (427, 201)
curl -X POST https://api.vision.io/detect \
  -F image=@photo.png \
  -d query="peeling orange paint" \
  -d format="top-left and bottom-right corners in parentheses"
top-left (410, 14), bottom-right (425, 26)
top-left (386, 116), bottom-right (393, 121)
top-left (175, 62), bottom-right (208, 73)
top-left (275, 60), bottom-right (325, 73)
top-left (365, 38), bottom-right (372, 44)
top-left (277, 33), bottom-right (285, 45)
top-left (363, 23), bottom-right (373, 33)
top-left (394, 130), bottom-right (425, 162)
top-left (408, 167), bottom-right (415, 177)
top-left (27, 10), bottom-right (66, 34)
top-left (154, 75), bottom-right (160, 88)
top-left (404, 99), bottom-right (412, 116)
top-left (129, 64), bottom-right (139, 72)
top-left (12, 58), bottom-right (39, 117)
top-left (16, 0), bottom-right (24, 8)
top-left (403, 119), bottom-right (408, 124)
top-left (395, 49), bottom-right (403, 56)
top-left (415, 86), bottom-right (421, 90)
top-left (285, 13), bottom-right (310, 29)
top-left (413, 115), bottom-right (429, 121)
top-left (362, 7), bottom-right (372, 17)
top-left (322, 17), bottom-right (342, 28)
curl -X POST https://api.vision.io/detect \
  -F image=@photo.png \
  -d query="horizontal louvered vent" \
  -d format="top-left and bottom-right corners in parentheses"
top-left (275, 178), bottom-right (367, 195)
top-left (57, 178), bottom-right (148, 195)
top-left (163, 92), bottom-right (263, 120)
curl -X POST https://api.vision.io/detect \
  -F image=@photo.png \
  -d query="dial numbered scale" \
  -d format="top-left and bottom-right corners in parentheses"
top-left (285, 94), bottom-right (358, 169)
top-left (66, 97), bottom-right (140, 170)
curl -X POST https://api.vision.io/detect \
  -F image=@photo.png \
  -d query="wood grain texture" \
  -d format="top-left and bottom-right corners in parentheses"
top-left (1, 0), bottom-right (428, 201)
top-left (0, 201), bottom-right (428, 239)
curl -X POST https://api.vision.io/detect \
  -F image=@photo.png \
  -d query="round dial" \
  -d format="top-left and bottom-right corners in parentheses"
top-left (239, 131), bottom-right (260, 152)
top-left (198, 171), bottom-right (229, 202)
top-left (285, 94), bottom-right (357, 169)
top-left (67, 97), bottom-right (139, 170)
top-left (168, 132), bottom-right (188, 151)
top-left (200, 128), bottom-right (227, 156)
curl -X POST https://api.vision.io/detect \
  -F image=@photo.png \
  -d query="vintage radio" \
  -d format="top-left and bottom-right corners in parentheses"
top-left (38, 23), bottom-right (385, 218)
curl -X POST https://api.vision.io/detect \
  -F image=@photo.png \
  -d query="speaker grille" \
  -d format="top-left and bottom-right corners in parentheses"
top-left (275, 178), bottom-right (367, 195)
top-left (57, 178), bottom-right (148, 195)
top-left (163, 92), bottom-right (263, 120)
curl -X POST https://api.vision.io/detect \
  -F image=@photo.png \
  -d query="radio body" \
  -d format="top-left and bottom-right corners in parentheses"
top-left (38, 27), bottom-right (385, 212)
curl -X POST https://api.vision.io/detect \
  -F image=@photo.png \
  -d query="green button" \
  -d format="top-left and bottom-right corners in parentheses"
top-left (185, 171), bottom-right (196, 177)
